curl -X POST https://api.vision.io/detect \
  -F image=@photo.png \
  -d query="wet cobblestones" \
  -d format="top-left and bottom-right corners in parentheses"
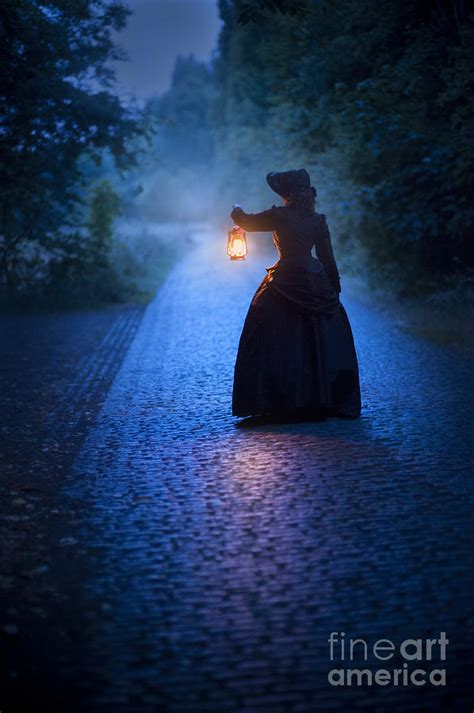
top-left (0, 305), bottom-right (143, 480)
top-left (2, 231), bottom-right (474, 712)
top-left (61, 233), bottom-right (474, 712)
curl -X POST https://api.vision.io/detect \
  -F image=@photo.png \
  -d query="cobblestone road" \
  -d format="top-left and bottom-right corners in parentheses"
top-left (7, 229), bottom-right (474, 712)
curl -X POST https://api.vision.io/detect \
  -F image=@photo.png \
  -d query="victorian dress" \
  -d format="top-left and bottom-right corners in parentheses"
top-left (231, 204), bottom-right (361, 418)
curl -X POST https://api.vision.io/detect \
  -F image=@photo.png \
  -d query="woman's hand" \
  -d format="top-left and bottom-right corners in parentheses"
top-left (231, 204), bottom-right (243, 221)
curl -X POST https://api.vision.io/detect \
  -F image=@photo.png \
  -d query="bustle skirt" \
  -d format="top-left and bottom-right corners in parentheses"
top-left (232, 264), bottom-right (361, 418)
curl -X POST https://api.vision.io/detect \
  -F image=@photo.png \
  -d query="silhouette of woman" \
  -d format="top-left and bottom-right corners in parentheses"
top-left (231, 169), bottom-right (361, 420)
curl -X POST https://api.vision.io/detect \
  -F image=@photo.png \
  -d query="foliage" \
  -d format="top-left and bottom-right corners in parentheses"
top-left (214, 0), bottom-right (474, 292)
top-left (87, 181), bottom-right (122, 269)
top-left (237, 0), bottom-right (310, 24)
top-left (0, 0), bottom-right (141, 301)
top-left (2, 0), bottom-right (473, 307)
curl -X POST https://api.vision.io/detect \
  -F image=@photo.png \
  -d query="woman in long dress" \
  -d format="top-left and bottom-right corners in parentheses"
top-left (231, 169), bottom-right (361, 420)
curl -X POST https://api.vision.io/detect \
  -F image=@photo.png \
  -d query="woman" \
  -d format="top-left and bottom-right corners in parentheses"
top-left (231, 168), bottom-right (361, 420)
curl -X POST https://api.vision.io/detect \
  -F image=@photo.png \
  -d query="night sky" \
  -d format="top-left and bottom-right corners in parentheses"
top-left (113, 0), bottom-right (221, 102)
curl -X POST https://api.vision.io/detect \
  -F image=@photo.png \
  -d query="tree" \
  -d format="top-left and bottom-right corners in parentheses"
top-left (87, 180), bottom-right (122, 269)
top-left (0, 0), bottom-right (140, 297)
top-left (134, 55), bottom-right (218, 222)
top-left (214, 0), bottom-right (474, 289)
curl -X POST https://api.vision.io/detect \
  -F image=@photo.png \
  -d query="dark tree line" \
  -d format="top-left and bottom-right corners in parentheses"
top-left (1, 0), bottom-right (473, 305)
top-left (0, 0), bottom-right (141, 301)
top-left (213, 0), bottom-right (474, 290)
top-left (134, 56), bottom-right (218, 223)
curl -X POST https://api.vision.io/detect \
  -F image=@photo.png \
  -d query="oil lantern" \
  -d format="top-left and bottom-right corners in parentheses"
top-left (227, 225), bottom-right (248, 260)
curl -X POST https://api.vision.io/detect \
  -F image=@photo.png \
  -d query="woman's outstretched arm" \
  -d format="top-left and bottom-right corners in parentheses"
top-left (231, 205), bottom-right (279, 232)
top-left (315, 214), bottom-right (341, 294)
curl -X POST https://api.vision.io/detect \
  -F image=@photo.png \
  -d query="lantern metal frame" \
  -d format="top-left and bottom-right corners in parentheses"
top-left (227, 225), bottom-right (248, 261)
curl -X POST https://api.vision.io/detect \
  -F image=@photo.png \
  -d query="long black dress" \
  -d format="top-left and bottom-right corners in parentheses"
top-left (231, 204), bottom-right (361, 418)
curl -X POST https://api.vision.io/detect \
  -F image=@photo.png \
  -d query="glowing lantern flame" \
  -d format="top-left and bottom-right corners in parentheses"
top-left (227, 226), bottom-right (248, 260)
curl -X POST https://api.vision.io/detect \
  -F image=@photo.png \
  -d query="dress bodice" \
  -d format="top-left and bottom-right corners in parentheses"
top-left (230, 204), bottom-right (341, 293)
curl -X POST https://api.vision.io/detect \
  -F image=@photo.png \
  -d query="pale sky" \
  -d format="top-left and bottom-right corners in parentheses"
top-left (113, 0), bottom-right (222, 102)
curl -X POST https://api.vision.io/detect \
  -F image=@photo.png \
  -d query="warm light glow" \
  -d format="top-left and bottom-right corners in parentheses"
top-left (227, 226), bottom-right (248, 260)
top-left (231, 237), bottom-right (245, 255)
